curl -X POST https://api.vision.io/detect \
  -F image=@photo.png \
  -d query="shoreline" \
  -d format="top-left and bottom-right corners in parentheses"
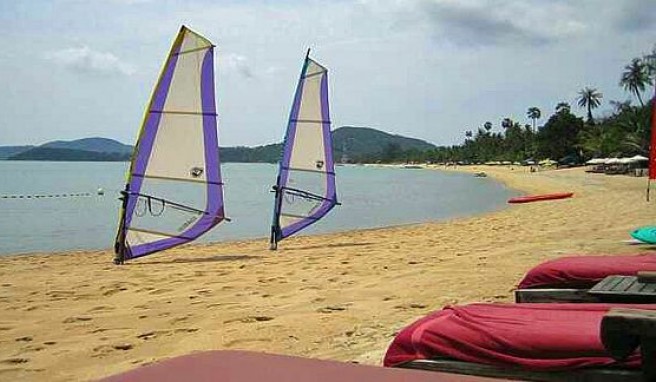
top-left (1, 166), bottom-right (655, 381)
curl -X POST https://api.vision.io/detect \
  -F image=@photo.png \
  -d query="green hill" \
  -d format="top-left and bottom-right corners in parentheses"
top-left (3, 127), bottom-right (435, 163)
top-left (41, 137), bottom-right (133, 155)
top-left (333, 126), bottom-right (435, 162)
top-left (219, 126), bottom-right (435, 163)
top-left (10, 147), bottom-right (130, 161)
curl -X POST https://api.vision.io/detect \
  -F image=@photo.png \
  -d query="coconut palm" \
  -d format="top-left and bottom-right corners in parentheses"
top-left (483, 121), bottom-right (492, 133)
top-left (576, 87), bottom-right (603, 124)
top-left (526, 107), bottom-right (541, 130)
top-left (555, 102), bottom-right (571, 114)
top-left (620, 58), bottom-right (650, 106)
top-left (501, 118), bottom-right (513, 129)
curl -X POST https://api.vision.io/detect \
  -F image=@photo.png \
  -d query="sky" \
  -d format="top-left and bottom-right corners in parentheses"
top-left (0, 0), bottom-right (655, 147)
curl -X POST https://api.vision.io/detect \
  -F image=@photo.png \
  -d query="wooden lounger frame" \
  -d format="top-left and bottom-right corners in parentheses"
top-left (396, 308), bottom-right (656, 382)
top-left (515, 272), bottom-right (656, 303)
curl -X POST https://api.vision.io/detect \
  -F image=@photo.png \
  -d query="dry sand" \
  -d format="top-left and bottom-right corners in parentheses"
top-left (0, 166), bottom-right (654, 381)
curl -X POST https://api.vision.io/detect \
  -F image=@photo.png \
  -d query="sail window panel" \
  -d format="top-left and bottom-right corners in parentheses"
top-left (144, 114), bottom-right (207, 181)
top-left (128, 178), bottom-right (207, 240)
top-left (162, 48), bottom-right (204, 114)
top-left (279, 169), bottom-right (328, 231)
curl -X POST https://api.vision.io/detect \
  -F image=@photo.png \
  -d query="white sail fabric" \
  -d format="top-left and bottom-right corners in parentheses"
top-left (115, 26), bottom-right (226, 262)
top-left (271, 55), bottom-right (337, 248)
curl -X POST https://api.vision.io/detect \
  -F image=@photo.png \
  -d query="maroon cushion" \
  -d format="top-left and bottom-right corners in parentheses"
top-left (518, 253), bottom-right (656, 289)
top-left (99, 350), bottom-right (505, 382)
top-left (384, 303), bottom-right (654, 370)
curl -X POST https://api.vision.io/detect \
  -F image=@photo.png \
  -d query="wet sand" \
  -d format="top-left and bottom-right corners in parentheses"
top-left (0, 166), bottom-right (654, 381)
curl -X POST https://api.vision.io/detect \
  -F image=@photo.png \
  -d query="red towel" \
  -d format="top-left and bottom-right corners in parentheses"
top-left (384, 303), bottom-right (653, 370)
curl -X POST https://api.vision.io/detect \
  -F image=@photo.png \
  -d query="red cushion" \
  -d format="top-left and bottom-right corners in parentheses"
top-left (518, 253), bottom-right (656, 289)
top-left (384, 303), bottom-right (654, 370)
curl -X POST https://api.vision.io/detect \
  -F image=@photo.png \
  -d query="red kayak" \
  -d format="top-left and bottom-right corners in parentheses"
top-left (508, 192), bottom-right (573, 204)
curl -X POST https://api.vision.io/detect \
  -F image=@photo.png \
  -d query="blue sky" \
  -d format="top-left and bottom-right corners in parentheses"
top-left (0, 0), bottom-right (655, 147)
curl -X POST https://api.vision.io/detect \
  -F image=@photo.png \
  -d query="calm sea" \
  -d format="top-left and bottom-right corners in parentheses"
top-left (0, 162), bottom-right (519, 255)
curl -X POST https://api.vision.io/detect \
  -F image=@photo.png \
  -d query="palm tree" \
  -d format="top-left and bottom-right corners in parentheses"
top-left (555, 102), bottom-right (571, 114)
top-left (620, 58), bottom-right (649, 106)
top-left (465, 130), bottom-right (473, 139)
top-left (501, 118), bottom-right (513, 130)
top-left (576, 87), bottom-right (603, 124)
top-left (483, 121), bottom-right (492, 133)
top-left (526, 107), bottom-right (541, 131)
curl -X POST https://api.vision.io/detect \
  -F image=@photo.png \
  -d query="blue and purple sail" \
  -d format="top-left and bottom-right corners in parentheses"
top-left (270, 51), bottom-right (339, 250)
top-left (114, 26), bottom-right (226, 263)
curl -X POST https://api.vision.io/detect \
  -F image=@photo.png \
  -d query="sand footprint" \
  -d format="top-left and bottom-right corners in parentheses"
top-left (223, 316), bottom-right (274, 324)
top-left (62, 316), bottom-right (93, 324)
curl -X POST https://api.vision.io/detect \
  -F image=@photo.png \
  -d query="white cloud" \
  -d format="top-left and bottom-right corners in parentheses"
top-left (45, 46), bottom-right (136, 76)
top-left (220, 52), bottom-right (253, 79)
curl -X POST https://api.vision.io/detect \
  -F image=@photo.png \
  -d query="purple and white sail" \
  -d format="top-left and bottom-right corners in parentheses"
top-left (270, 52), bottom-right (338, 250)
top-left (114, 26), bottom-right (226, 263)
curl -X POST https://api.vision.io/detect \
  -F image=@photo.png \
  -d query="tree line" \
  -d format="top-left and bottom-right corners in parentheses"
top-left (379, 47), bottom-right (655, 165)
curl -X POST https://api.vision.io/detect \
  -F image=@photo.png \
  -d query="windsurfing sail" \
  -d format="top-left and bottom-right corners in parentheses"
top-left (113, 26), bottom-right (226, 264)
top-left (270, 51), bottom-right (338, 250)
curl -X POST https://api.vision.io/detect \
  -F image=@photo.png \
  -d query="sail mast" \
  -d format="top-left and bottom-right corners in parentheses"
top-left (270, 50), bottom-right (338, 250)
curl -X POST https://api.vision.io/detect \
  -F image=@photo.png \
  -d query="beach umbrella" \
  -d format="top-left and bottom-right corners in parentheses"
top-left (605, 158), bottom-right (621, 164)
top-left (630, 155), bottom-right (648, 161)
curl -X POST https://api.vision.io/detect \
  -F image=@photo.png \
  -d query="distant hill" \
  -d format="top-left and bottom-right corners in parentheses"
top-left (3, 127), bottom-right (436, 163)
top-left (41, 137), bottom-right (133, 155)
top-left (0, 145), bottom-right (33, 159)
top-left (333, 126), bottom-right (435, 162)
top-left (10, 147), bottom-right (130, 161)
top-left (220, 144), bottom-right (282, 163)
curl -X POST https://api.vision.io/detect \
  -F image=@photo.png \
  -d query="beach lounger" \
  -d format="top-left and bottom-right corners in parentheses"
top-left (384, 303), bottom-right (656, 381)
top-left (98, 350), bottom-right (507, 382)
top-left (514, 253), bottom-right (656, 303)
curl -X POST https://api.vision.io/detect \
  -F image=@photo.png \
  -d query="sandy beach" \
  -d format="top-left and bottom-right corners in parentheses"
top-left (0, 166), bottom-right (654, 381)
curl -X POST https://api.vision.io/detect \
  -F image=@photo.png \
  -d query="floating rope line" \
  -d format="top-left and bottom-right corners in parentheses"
top-left (0, 189), bottom-right (105, 199)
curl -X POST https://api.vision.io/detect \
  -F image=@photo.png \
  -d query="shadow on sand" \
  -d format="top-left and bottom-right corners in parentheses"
top-left (134, 254), bottom-right (261, 265)
top-left (283, 242), bottom-right (375, 251)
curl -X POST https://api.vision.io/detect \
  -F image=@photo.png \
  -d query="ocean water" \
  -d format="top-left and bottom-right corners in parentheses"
top-left (0, 162), bottom-right (519, 255)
